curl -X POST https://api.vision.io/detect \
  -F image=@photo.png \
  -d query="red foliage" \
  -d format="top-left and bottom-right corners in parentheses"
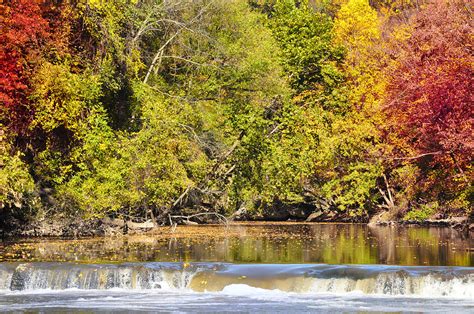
top-left (0, 0), bottom-right (50, 132)
top-left (385, 0), bottom-right (473, 177)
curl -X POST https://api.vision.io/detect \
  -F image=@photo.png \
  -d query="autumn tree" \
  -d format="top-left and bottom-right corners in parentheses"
top-left (0, 0), bottom-right (51, 132)
top-left (384, 0), bottom-right (473, 213)
top-left (316, 0), bottom-right (386, 214)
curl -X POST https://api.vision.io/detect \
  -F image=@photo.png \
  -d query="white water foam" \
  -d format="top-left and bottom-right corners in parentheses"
top-left (308, 273), bottom-right (474, 298)
top-left (221, 284), bottom-right (288, 296)
top-left (1, 263), bottom-right (473, 299)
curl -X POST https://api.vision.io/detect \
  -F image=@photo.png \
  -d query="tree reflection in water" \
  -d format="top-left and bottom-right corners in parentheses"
top-left (0, 223), bottom-right (471, 266)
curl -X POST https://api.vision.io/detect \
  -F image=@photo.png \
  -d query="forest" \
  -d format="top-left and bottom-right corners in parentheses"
top-left (0, 0), bottom-right (472, 233)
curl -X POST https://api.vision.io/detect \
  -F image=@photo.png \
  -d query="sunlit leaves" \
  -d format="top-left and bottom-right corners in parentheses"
top-left (31, 62), bottom-right (102, 132)
top-left (271, 0), bottom-right (344, 92)
top-left (0, 129), bottom-right (38, 213)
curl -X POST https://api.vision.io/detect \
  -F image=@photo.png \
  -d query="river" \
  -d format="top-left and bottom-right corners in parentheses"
top-left (0, 223), bottom-right (472, 312)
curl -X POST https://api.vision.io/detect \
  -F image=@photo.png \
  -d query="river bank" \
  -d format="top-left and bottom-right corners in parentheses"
top-left (2, 207), bottom-right (472, 238)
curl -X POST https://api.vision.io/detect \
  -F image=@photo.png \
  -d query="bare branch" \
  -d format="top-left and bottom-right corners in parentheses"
top-left (382, 173), bottom-right (394, 208)
top-left (172, 186), bottom-right (191, 208)
top-left (143, 31), bottom-right (181, 84)
top-left (143, 1), bottom-right (214, 84)
top-left (160, 55), bottom-right (219, 68)
top-left (387, 151), bottom-right (443, 161)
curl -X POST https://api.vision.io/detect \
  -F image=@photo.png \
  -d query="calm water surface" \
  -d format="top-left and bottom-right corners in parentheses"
top-left (0, 223), bottom-right (471, 266)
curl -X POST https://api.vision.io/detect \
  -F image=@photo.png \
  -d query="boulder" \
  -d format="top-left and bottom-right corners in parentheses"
top-left (10, 264), bottom-right (30, 291)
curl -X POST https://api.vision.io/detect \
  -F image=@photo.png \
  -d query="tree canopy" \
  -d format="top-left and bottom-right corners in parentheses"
top-left (1, 0), bottom-right (472, 228)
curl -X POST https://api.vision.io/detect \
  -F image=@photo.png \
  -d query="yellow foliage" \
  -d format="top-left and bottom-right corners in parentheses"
top-left (84, 0), bottom-right (138, 10)
top-left (333, 0), bottom-right (385, 114)
top-left (333, 0), bottom-right (380, 49)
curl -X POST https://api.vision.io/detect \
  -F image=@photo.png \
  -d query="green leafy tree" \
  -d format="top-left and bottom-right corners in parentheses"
top-left (0, 127), bottom-right (39, 223)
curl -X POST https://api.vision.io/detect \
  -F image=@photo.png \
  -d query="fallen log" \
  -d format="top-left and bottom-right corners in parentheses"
top-left (126, 220), bottom-right (156, 230)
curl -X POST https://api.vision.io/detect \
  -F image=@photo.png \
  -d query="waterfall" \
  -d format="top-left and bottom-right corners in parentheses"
top-left (0, 263), bottom-right (472, 298)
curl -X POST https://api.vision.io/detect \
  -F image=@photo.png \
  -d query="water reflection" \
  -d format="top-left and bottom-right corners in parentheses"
top-left (0, 223), bottom-right (471, 266)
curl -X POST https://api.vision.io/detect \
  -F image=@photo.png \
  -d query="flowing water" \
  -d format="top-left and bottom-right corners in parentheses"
top-left (0, 223), bottom-right (472, 312)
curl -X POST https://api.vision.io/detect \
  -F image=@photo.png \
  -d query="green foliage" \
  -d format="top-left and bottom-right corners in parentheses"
top-left (270, 0), bottom-right (345, 92)
top-left (322, 162), bottom-right (381, 214)
top-left (404, 202), bottom-right (438, 221)
top-left (30, 62), bottom-right (105, 187)
top-left (0, 130), bottom-right (38, 214)
top-left (243, 0), bottom-right (385, 216)
top-left (235, 0), bottom-right (349, 208)
top-left (60, 82), bottom-right (209, 218)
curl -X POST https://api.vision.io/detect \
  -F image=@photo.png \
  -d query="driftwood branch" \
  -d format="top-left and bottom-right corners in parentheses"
top-left (228, 206), bottom-right (246, 221)
top-left (378, 173), bottom-right (395, 210)
top-left (169, 212), bottom-right (229, 226)
top-left (168, 214), bottom-right (177, 232)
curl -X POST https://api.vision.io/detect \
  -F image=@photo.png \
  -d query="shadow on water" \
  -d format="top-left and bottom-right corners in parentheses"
top-left (0, 223), bottom-right (471, 266)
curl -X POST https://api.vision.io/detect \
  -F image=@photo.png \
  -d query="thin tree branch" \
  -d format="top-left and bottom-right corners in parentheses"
top-left (143, 1), bottom-right (214, 84)
top-left (170, 212), bottom-right (229, 226)
top-left (387, 151), bottom-right (443, 160)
